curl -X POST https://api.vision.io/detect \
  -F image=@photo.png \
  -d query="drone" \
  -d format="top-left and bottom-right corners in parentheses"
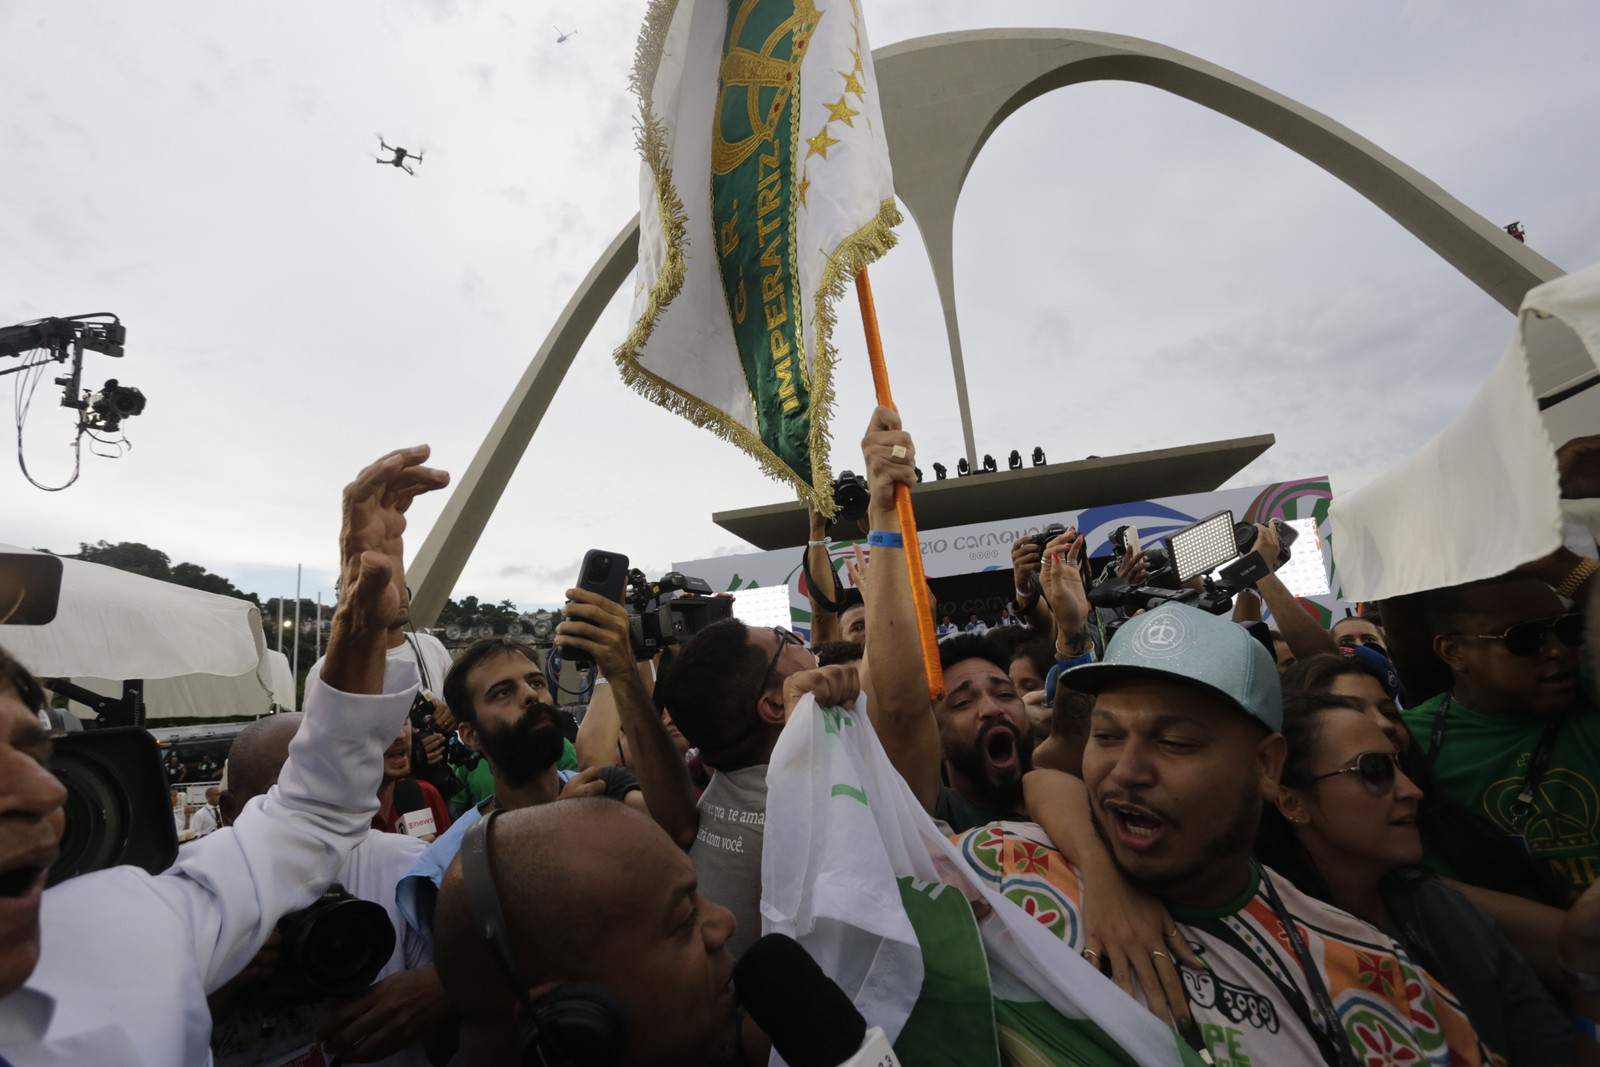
top-left (554, 25), bottom-right (576, 43)
top-left (374, 136), bottom-right (423, 176)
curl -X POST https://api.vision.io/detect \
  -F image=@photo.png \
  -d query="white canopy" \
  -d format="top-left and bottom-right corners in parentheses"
top-left (0, 543), bottom-right (289, 719)
top-left (1331, 261), bottom-right (1600, 600)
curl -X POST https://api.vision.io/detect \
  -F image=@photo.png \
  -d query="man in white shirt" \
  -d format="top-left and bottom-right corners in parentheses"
top-left (189, 786), bottom-right (223, 838)
top-left (0, 444), bottom-right (449, 1066)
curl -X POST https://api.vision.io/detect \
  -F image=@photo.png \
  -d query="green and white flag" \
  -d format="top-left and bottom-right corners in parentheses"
top-left (763, 695), bottom-right (1202, 1066)
top-left (617, 0), bottom-right (900, 515)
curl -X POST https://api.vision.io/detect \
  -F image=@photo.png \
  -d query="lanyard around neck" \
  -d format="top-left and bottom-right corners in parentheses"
top-left (1429, 693), bottom-right (1562, 828)
top-left (1259, 873), bottom-right (1361, 1067)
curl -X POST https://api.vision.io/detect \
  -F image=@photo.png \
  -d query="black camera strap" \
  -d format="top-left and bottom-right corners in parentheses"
top-left (1428, 693), bottom-right (1563, 830)
top-left (406, 629), bottom-right (433, 692)
top-left (1259, 875), bottom-right (1361, 1067)
top-left (799, 544), bottom-right (847, 614)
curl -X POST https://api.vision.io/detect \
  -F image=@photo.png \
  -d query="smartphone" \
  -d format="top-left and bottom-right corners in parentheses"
top-left (0, 552), bottom-right (64, 626)
top-left (565, 550), bottom-right (630, 667)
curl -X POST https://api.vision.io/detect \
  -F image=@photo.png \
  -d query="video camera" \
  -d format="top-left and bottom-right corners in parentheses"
top-left (1089, 511), bottom-right (1297, 617)
top-left (626, 568), bottom-right (733, 661)
top-left (237, 883), bottom-right (397, 1007)
top-left (407, 689), bottom-right (478, 783)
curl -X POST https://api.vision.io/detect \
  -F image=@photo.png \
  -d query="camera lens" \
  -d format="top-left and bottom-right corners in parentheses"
top-left (49, 744), bottom-right (138, 886)
top-left (295, 899), bottom-right (396, 996)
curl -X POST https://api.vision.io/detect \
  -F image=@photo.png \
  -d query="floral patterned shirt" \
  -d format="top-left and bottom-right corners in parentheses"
top-left (954, 821), bottom-right (1491, 1067)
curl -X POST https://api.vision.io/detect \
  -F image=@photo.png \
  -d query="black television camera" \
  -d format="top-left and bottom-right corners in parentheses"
top-left (1089, 512), bottom-right (1298, 617)
top-left (408, 689), bottom-right (479, 784)
top-left (626, 569), bottom-right (733, 660)
top-left (237, 883), bottom-right (397, 1007)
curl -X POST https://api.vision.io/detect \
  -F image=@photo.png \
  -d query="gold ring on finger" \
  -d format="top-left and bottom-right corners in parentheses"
top-left (1150, 950), bottom-right (1172, 963)
top-left (890, 444), bottom-right (908, 460)
top-left (1082, 949), bottom-right (1100, 963)
top-left (1164, 928), bottom-right (1180, 939)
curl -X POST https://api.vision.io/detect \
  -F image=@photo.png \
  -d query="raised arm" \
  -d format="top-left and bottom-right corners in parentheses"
top-left (805, 506), bottom-right (843, 645)
top-left (558, 588), bottom-right (699, 849)
top-left (857, 406), bottom-right (943, 813)
top-left (183, 446), bottom-right (447, 991)
top-left (1249, 522), bottom-right (1339, 661)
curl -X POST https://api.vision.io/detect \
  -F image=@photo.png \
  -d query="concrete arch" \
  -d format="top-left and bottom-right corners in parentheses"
top-left (408, 28), bottom-right (1561, 624)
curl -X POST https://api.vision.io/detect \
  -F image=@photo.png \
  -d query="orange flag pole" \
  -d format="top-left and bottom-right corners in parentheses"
top-left (854, 267), bottom-right (944, 700)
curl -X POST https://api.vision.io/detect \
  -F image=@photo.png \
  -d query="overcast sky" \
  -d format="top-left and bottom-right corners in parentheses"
top-left (4, 0), bottom-right (1598, 612)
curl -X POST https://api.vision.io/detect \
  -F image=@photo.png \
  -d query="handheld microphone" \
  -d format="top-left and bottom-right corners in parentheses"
top-left (734, 934), bottom-right (901, 1067)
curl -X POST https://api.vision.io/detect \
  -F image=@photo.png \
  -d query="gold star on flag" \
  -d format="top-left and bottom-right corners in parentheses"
top-left (839, 68), bottom-right (865, 100)
top-left (798, 170), bottom-right (811, 207)
top-left (806, 128), bottom-right (840, 159)
top-left (825, 96), bottom-right (859, 127)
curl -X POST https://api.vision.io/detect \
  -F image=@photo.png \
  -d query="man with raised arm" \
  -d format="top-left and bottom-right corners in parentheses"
top-left (0, 445), bottom-right (447, 1066)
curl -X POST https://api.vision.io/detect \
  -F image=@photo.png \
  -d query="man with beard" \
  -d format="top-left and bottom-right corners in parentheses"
top-left (951, 605), bottom-right (1491, 1065)
top-left (852, 406), bottom-right (1090, 831)
top-left (929, 634), bottom-right (1036, 828)
top-left (395, 637), bottom-right (642, 954)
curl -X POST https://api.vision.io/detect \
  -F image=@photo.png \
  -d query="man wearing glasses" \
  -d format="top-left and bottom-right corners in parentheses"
top-left (1404, 572), bottom-right (1597, 906)
top-left (642, 619), bottom-right (824, 960)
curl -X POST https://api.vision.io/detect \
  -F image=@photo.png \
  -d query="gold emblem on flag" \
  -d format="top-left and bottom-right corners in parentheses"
top-left (711, 0), bottom-right (819, 176)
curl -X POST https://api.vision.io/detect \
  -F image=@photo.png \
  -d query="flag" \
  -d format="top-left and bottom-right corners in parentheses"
top-left (617, 0), bottom-right (900, 515)
top-left (762, 695), bottom-right (1203, 1066)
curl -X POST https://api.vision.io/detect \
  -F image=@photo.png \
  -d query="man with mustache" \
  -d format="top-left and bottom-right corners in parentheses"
top-left (394, 635), bottom-right (643, 954)
top-left (957, 604), bottom-right (1492, 1066)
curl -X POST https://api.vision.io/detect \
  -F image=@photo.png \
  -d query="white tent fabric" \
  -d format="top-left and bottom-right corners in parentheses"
top-left (72, 648), bottom-right (296, 719)
top-left (0, 543), bottom-right (280, 719)
top-left (1331, 262), bottom-right (1600, 601)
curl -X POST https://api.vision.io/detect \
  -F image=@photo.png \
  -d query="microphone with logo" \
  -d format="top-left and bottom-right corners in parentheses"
top-left (734, 934), bottom-right (902, 1067)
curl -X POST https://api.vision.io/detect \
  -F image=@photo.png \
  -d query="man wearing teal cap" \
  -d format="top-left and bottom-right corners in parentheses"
top-left (956, 603), bottom-right (1491, 1066)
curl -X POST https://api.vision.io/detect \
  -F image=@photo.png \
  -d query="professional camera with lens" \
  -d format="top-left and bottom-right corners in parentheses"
top-left (86, 378), bottom-right (146, 433)
top-left (237, 883), bottom-right (397, 1008)
top-left (831, 470), bottom-right (870, 525)
top-left (1027, 522), bottom-right (1068, 553)
top-left (1089, 513), bottom-right (1298, 617)
top-left (626, 569), bottom-right (733, 660)
top-left (408, 689), bottom-right (478, 783)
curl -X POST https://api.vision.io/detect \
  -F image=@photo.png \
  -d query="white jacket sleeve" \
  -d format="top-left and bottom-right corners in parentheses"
top-left (162, 673), bottom-right (416, 993)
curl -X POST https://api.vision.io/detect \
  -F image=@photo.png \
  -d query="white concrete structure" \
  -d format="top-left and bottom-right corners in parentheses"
top-left (408, 28), bottom-right (1563, 625)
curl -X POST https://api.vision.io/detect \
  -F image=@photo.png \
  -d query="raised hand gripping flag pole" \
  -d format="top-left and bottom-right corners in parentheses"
top-left (620, 0), bottom-right (942, 697)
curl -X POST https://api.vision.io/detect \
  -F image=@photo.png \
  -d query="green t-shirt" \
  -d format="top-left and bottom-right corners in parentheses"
top-left (448, 737), bottom-right (579, 817)
top-left (1402, 674), bottom-right (1600, 905)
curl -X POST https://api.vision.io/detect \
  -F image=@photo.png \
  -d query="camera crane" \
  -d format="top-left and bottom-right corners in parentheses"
top-left (0, 312), bottom-right (146, 490)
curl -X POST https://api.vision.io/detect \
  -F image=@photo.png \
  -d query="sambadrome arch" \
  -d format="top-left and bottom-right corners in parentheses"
top-left (408, 28), bottom-right (1563, 625)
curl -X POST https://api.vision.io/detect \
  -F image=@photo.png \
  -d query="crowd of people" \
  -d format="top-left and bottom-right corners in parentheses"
top-left (1, 415), bottom-right (1599, 1067)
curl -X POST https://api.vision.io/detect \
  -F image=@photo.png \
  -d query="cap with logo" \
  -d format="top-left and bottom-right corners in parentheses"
top-left (1064, 604), bottom-right (1282, 731)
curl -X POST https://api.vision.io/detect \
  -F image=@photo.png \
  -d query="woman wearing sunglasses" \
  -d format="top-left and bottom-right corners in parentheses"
top-left (1257, 691), bottom-right (1577, 1066)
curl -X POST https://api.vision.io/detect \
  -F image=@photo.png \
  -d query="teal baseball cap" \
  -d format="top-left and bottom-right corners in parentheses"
top-left (1065, 604), bottom-right (1283, 731)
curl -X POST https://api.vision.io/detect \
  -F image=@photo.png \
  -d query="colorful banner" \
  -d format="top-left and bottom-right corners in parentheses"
top-left (677, 477), bottom-right (1348, 637)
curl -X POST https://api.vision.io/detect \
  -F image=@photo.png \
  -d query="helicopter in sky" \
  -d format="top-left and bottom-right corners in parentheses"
top-left (374, 136), bottom-right (423, 176)
top-left (554, 25), bottom-right (577, 43)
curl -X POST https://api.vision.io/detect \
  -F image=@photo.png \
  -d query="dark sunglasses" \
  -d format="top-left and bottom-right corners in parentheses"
top-left (758, 627), bottom-right (805, 693)
top-left (1309, 751), bottom-right (1401, 797)
top-left (1457, 612), bottom-right (1585, 657)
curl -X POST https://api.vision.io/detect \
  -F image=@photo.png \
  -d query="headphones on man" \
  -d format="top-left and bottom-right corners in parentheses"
top-left (461, 810), bottom-right (630, 1067)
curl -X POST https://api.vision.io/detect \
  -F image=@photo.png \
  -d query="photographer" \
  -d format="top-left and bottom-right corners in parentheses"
top-left (0, 444), bottom-right (448, 1065)
top-left (208, 713), bottom-right (444, 1067)
top-left (1228, 520), bottom-right (1340, 663)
